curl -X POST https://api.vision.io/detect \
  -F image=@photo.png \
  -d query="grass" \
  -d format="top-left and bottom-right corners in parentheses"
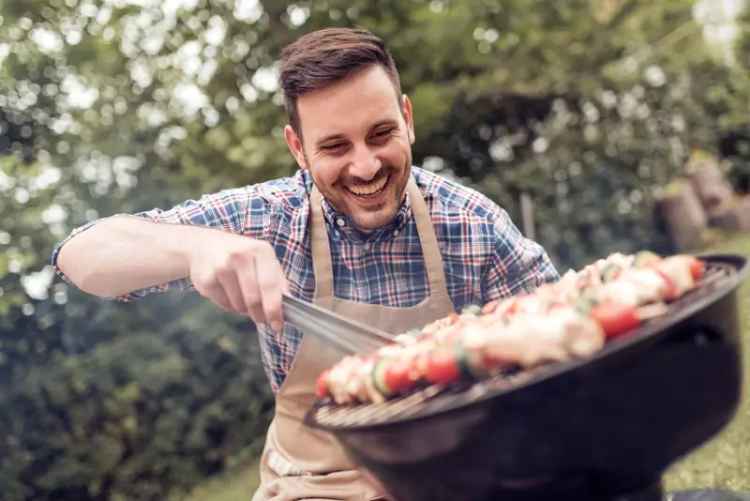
top-left (184, 234), bottom-right (750, 500)
top-left (182, 457), bottom-right (260, 501)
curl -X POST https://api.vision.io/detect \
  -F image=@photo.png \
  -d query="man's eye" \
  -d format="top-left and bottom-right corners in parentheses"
top-left (321, 143), bottom-right (346, 151)
top-left (371, 128), bottom-right (395, 140)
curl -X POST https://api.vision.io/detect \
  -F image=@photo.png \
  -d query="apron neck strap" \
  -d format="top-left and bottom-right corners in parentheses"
top-left (309, 176), bottom-right (449, 302)
top-left (309, 185), bottom-right (334, 300)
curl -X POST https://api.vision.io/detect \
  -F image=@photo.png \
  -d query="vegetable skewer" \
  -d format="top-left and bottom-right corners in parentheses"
top-left (316, 253), bottom-right (705, 403)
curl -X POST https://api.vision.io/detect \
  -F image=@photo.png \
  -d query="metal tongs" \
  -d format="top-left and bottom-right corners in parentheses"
top-left (282, 294), bottom-right (395, 355)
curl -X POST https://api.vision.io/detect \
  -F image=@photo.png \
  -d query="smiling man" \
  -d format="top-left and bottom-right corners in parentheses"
top-left (283, 61), bottom-right (414, 233)
top-left (53, 28), bottom-right (558, 500)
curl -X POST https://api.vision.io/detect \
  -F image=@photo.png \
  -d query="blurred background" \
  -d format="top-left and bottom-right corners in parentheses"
top-left (1, 0), bottom-right (750, 500)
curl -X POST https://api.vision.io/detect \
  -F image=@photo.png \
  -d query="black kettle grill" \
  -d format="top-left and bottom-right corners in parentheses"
top-left (305, 254), bottom-right (749, 501)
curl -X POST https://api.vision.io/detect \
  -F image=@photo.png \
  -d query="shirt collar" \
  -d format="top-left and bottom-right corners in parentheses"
top-left (308, 172), bottom-right (413, 243)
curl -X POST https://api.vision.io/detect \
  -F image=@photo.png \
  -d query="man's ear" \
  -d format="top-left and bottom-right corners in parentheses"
top-left (284, 124), bottom-right (308, 169)
top-left (402, 94), bottom-right (415, 144)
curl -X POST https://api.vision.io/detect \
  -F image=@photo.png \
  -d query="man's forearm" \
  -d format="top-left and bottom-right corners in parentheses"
top-left (56, 215), bottom-right (205, 297)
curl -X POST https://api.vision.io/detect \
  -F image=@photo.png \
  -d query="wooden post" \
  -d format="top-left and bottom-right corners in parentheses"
top-left (520, 192), bottom-right (536, 240)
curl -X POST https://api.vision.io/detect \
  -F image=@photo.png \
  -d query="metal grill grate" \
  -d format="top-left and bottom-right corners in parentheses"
top-left (310, 261), bottom-right (738, 430)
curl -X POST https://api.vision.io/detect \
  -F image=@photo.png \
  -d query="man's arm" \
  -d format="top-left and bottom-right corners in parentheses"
top-left (54, 191), bottom-right (287, 331)
top-left (57, 215), bottom-right (206, 297)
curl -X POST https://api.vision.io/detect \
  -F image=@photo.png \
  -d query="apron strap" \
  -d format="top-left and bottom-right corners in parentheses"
top-left (406, 178), bottom-right (451, 299)
top-left (309, 176), bottom-right (450, 302)
top-left (309, 186), bottom-right (335, 301)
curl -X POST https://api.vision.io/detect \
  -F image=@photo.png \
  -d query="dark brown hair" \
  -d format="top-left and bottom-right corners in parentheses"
top-left (279, 27), bottom-right (402, 137)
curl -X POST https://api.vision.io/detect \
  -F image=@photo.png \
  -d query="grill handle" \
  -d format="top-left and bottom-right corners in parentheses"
top-left (282, 294), bottom-right (395, 355)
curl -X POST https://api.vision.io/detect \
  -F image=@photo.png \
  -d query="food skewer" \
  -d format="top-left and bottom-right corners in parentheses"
top-left (316, 253), bottom-right (705, 404)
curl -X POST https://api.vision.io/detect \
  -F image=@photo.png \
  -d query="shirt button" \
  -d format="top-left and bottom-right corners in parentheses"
top-left (363, 243), bottom-right (371, 252)
top-left (336, 217), bottom-right (345, 227)
top-left (393, 229), bottom-right (399, 236)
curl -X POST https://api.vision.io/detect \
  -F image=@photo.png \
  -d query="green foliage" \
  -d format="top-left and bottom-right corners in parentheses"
top-left (1, 0), bottom-right (749, 499)
top-left (0, 292), bottom-right (272, 501)
top-left (414, 0), bottom-right (750, 269)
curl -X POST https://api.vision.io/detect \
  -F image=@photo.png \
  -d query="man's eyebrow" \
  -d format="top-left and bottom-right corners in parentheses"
top-left (315, 119), bottom-right (400, 147)
top-left (315, 133), bottom-right (347, 147)
top-left (371, 119), bottom-right (398, 129)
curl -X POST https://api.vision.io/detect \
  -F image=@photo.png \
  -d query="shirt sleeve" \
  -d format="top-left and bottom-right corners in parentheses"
top-left (482, 209), bottom-right (559, 302)
top-left (51, 186), bottom-right (265, 301)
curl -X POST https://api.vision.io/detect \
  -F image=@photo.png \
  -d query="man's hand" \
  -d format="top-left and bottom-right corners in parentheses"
top-left (188, 233), bottom-right (288, 332)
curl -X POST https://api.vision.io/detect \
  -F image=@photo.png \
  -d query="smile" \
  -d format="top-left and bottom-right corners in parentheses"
top-left (346, 174), bottom-right (389, 197)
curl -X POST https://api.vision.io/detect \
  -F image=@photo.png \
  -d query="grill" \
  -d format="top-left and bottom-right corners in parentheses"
top-left (305, 254), bottom-right (748, 501)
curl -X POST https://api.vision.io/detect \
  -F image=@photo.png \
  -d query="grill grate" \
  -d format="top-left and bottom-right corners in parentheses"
top-left (310, 262), bottom-right (737, 430)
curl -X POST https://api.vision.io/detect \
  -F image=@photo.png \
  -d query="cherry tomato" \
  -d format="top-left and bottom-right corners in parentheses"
top-left (316, 369), bottom-right (331, 399)
top-left (384, 359), bottom-right (414, 394)
top-left (689, 257), bottom-right (705, 281)
top-left (590, 302), bottom-right (640, 339)
top-left (425, 349), bottom-right (461, 384)
top-left (654, 269), bottom-right (679, 301)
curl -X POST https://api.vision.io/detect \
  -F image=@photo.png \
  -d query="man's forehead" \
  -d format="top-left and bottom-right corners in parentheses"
top-left (296, 66), bottom-right (402, 141)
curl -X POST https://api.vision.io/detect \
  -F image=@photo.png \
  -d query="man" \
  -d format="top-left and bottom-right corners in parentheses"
top-left (54, 27), bottom-right (558, 501)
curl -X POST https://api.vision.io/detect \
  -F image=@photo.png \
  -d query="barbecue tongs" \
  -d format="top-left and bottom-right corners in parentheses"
top-left (282, 294), bottom-right (395, 355)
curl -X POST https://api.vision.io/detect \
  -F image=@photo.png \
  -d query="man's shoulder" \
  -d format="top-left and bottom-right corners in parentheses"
top-left (243, 170), bottom-right (310, 210)
top-left (413, 166), bottom-right (502, 221)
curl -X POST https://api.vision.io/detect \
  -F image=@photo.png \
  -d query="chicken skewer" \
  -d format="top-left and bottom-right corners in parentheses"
top-left (317, 253), bottom-right (705, 404)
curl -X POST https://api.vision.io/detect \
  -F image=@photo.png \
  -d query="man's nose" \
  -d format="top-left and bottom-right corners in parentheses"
top-left (349, 144), bottom-right (382, 180)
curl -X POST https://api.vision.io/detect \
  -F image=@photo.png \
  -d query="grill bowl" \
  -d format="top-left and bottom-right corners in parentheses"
top-left (305, 254), bottom-right (748, 501)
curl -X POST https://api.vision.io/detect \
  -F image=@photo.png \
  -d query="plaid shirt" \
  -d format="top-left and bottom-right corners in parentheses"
top-left (53, 167), bottom-right (558, 392)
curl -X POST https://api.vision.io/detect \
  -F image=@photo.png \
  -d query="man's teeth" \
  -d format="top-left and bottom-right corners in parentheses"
top-left (348, 175), bottom-right (388, 196)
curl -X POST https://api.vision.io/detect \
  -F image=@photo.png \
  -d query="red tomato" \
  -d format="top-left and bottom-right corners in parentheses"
top-left (590, 302), bottom-right (641, 339)
top-left (425, 349), bottom-right (461, 384)
top-left (689, 258), bottom-right (705, 281)
top-left (316, 369), bottom-right (331, 398)
top-left (654, 269), bottom-right (679, 301)
top-left (384, 359), bottom-right (414, 394)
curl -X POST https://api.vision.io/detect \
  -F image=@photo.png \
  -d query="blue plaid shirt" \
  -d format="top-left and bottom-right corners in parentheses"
top-left (53, 167), bottom-right (558, 391)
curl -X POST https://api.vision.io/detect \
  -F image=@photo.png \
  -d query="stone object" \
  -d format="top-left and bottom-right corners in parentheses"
top-left (710, 196), bottom-right (750, 231)
top-left (657, 179), bottom-right (707, 251)
top-left (687, 156), bottom-right (734, 217)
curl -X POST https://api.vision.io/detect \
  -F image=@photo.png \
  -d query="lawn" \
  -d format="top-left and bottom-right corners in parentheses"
top-left (182, 457), bottom-right (260, 501)
top-left (184, 234), bottom-right (750, 500)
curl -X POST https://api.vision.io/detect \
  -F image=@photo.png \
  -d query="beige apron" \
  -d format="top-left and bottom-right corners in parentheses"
top-left (252, 178), bottom-right (455, 501)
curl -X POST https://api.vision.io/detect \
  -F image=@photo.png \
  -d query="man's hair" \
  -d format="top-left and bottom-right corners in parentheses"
top-left (279, 27), bottom-right (402, 138)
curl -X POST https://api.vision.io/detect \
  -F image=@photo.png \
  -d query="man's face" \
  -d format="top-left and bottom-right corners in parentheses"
top-left (284, 65), bottom-right (415, 232)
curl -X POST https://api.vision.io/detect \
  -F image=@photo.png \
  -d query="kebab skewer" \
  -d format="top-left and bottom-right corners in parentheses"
top-left (317, 253), bottom-right (705, 404)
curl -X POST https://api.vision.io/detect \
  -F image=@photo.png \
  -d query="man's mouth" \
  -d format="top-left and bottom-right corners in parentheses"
top-left (346, 174), bottom-right (389, 198)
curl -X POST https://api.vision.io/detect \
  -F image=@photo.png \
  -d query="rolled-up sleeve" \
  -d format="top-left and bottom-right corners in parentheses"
top-left (482, 209), bottom-right (559, 302)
